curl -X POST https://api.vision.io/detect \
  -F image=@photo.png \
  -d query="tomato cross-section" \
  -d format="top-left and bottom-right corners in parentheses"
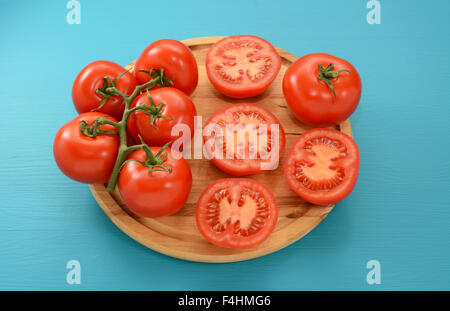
top-left (206, 35), bottom-right (281, 98)
top-left (284, 128), bottom-right (359, 205)
top-left (196, 178), bottom-right (278, 249)
top-left (204, 103), bottom-right (285, 176)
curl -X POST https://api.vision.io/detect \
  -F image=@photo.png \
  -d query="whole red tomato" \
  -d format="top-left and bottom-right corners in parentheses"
top-left (134, 39), bottom-right (198, 96)
top-left (118, 148), bottom-right (192, 218)
top-left (283, 53), bottom-right (361, 126)
top-left (127, 87), bottom-right (197, 147)
top-left (53, 112), bottom-right (120, 184)
top-left (72, 60), bottom-right (137, 120)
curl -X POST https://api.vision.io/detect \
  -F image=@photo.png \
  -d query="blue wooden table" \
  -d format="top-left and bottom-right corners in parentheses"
top-left (1, 0), bottom-right (449, 290)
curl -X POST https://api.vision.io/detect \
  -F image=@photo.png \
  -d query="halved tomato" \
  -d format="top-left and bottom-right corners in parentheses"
top-left (203, 103), bottom-right (285, 176)
top-left (205, 35), bottom-right (281, 98)
top-left (284, 128), bottom-right (359, 205)
top-left (196, 178), bottom-right (278, 249)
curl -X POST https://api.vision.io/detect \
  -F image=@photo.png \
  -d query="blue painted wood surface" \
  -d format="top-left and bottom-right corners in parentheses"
top-left (0, 0), bottom-right (449, 290)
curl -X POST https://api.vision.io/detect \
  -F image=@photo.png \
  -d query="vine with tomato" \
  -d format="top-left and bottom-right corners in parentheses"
top-left (82, 68), bottom-right (174, 193)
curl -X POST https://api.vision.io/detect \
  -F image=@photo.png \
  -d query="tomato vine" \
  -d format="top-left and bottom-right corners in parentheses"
top-left (80, 69), bottom-right (174, 192)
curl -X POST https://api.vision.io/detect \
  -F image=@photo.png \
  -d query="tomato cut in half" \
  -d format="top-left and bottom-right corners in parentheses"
top-left (196, 178), bottom-right (278, 249)
top-left (206, 35), bottom-right (281, 98)
top-left (203, 103), bottom-right (285, 176)
top-left (284, 128), bottom-right (359, 205)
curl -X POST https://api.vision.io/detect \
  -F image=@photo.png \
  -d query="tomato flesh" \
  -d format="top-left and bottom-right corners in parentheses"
top-left (284, 128), bottom-right (359, 205)
top-left (196, 178), bottom-right (278, 249)
top-left (204, 103), bottom-right (285, 176)
top-left (206, 35), bottom-right (281, 98)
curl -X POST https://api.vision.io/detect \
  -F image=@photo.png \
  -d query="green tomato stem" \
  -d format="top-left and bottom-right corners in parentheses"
top-left (80, 69), bottom-right (173, 193)
top-left (80, 69), bottom-right (173, 192)
top-left (317, 63), bottom-right (350, 103)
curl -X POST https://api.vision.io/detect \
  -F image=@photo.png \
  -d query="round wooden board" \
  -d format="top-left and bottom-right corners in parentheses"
top-left (89, 36), bottom-right (353, 263)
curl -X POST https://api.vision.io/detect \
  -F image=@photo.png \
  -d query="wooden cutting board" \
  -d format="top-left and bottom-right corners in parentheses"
top-left (89, 36), bottom-right (353, 263)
